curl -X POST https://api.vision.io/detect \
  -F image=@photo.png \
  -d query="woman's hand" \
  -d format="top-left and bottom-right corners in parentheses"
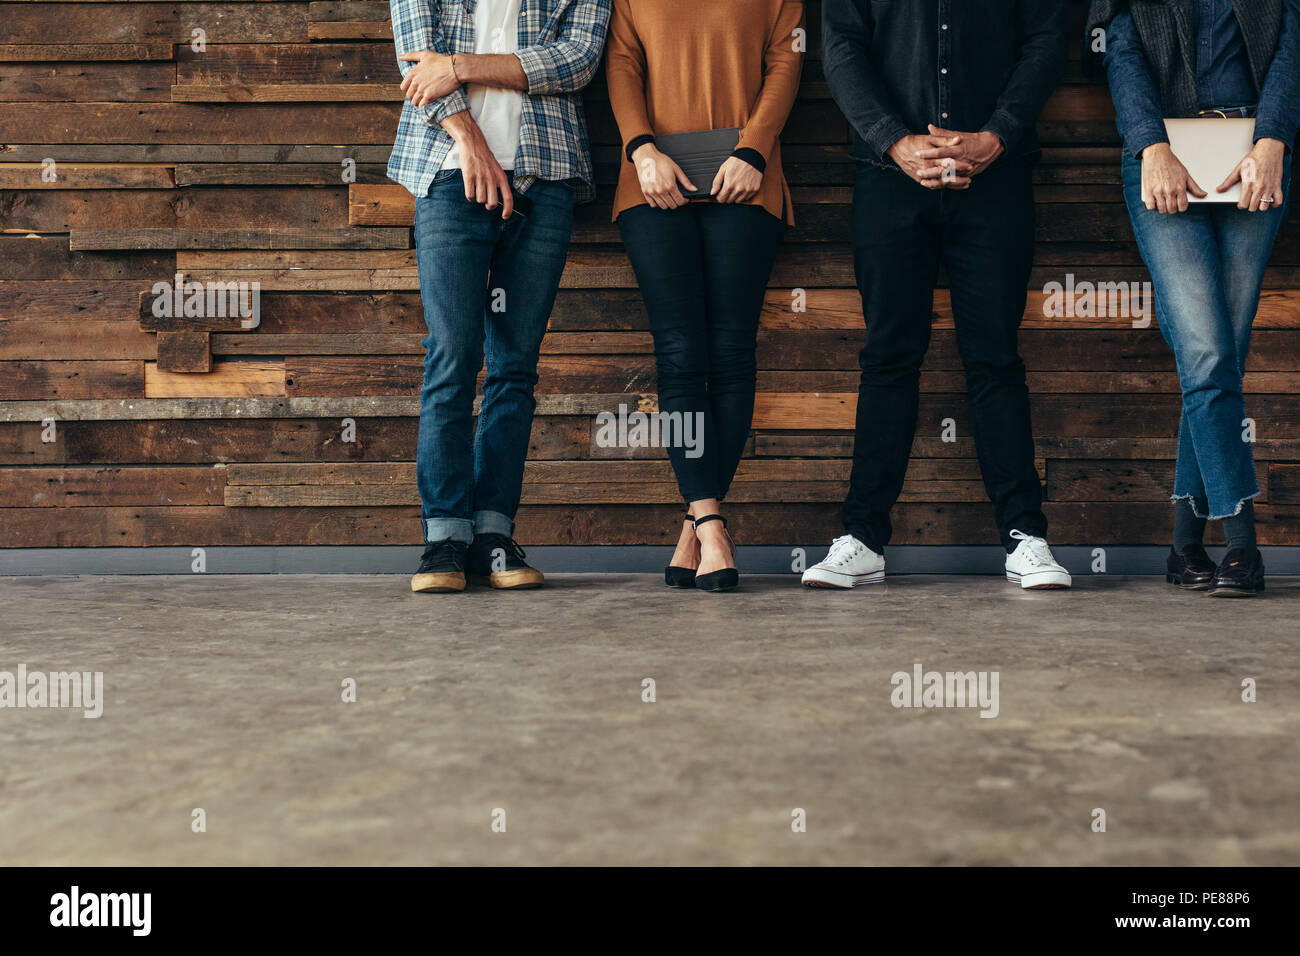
top-left (1219, 137), bottom-right (1286, 212)
top-left (710, 156), bottom-right (763, 203)
top-left (1140, 143), bottom-right (1207, 213)
top-left (632, 143), bottom-right (696, 209)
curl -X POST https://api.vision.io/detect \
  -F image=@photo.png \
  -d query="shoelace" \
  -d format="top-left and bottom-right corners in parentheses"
top-left (425, 541), bottom-right (466, 570)
top-left (825, 534), bottom-right (864, 568)
top-left (1009, 530), bottom-right (1054, 568)
top-left (482, 536), bottom-right (527, 564)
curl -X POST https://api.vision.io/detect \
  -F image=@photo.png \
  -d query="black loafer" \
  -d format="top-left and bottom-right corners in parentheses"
top-left (1208, 547), bottom-right (1265, 598)
top-left (1166, 544), bottom-right (1216, 590)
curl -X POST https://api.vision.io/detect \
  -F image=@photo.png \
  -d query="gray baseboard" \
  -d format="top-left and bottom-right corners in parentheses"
top-left (2, 545), bottom-right (1298, 576)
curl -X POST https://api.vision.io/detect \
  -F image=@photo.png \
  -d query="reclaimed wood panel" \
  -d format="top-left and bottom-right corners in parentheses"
top-left (2, 0), bottom-right (1299, 551)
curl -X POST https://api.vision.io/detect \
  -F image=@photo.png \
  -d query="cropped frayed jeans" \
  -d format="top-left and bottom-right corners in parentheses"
top-left (1121, 152), bottom-right (1291, 519)
top-left (413, 170), bottom-right (574, 545)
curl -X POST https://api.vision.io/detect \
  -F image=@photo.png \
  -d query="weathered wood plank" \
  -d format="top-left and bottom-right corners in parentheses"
top-left (0, 163), bottom-right (174, 189)
top-left (79, 226), bottom-right (407, 251)
top-left (0, 318), bottom-right (155, 360)
top-left (0, 465), bottom-right (224, 507)
top-left (145, 360), bottom-right (285, 397)
top-left (173, 163), bottom-right (392, 185)
top-left (0, 361), bottom-right (143, 400)
top-left (2, 4), bottom-right (309, 44)
top-left (156, 330), bottom-right (213, 373)
top-left (0, 104), bottom-right (400, 144)
top-left (1046, 459), bottom-right (1269, 502)
top-left (0, 43), bottom-right (174, 61)
top-left (171, 84), bottom-right (401, 101)
top-left (0, 63), bottom-right (174, 101)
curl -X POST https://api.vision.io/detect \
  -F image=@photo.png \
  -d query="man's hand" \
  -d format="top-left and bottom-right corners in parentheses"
top-left (887, 131), bottom-right (970, 189)
top-left (710, 156), bottom-right (763, 204)
top-left (399, 51), bottom-right (459, 108)
top-left (1219, 137), bottom-right (1286, 212)
top-left (916, 125), bottom-right (1005, 183)
top-left (632, 143), bottom-right (697, 209)
top-left (441, 111), bottom-right (514, 219)
top-left (1140, 142), bottom-right (1207, 213)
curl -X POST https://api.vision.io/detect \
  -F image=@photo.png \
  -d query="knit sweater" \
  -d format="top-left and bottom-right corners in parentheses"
top-left (606, 0), bottom-right (805, 225)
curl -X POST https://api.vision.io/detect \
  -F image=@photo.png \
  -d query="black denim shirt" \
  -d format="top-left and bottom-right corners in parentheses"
top-left (822, 0), bottom-right (1069, 168)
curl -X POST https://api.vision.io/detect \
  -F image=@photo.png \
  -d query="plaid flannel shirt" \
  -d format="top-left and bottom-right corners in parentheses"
top-left (387, 0), bottom-right (611, 202)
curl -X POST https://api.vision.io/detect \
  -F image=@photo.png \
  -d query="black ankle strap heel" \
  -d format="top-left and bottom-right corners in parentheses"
top-left (691, 515), bottom-right (739, 593)
top-left (664, 510), bottom-right (698, 589)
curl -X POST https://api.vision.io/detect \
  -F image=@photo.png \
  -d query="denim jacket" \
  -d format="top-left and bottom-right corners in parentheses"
top-left (1096, 0), bottom-right (1300, 158)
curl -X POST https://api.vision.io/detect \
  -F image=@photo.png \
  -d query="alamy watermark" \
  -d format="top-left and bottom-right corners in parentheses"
top-left (891, 663), bottom-right (999, 718)
top-left (0, 664), bottom-right (103, 718)
top-left (594, 403), bottom-right (704, 458)
top-left (1043, 273), bottom-right (1153, 328)
top-left (150, 271), bottom-right (261, 329)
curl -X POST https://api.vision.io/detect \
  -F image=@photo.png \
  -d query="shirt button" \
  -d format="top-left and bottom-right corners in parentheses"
top-left (940, 68), bottom-right (948, 74)
top-left (941, 112), bottom-right (949, 119)
top-left (942, 24), bottom-right (949, 30)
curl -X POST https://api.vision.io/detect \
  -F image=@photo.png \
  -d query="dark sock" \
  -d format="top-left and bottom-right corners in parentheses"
top-left (1221, 499), bottom-right (1257, 553)
top-left (1172, 498), bottom-right (1206, 552)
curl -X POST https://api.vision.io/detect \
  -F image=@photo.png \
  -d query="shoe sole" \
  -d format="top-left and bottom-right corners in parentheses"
top-left (468, 570), bottom-right (545, 590)
top-left (411, 572), bottom-right (466, 593)
top-left (802, 569), bottom-right (885, 589)
top-left (1006, 572), bottom-right (1071, 590)
top-left (1207, 586), bottom-right (1264, 598)
top-left (1165, 574), bottom-right (1212, 591)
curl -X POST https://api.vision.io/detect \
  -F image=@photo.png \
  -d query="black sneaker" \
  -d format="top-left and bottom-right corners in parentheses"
top-left (468, 534), bottom-right (545, 590)
top-left (410, 539), bottom-right (469, 593)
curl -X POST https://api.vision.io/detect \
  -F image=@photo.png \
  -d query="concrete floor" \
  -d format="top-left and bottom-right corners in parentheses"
top-left (1, 573), bottom-right (1298, 866)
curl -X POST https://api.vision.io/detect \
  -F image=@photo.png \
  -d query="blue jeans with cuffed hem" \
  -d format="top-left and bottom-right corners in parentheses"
top-left (1121, 152), bottom-right (1291, 520)
top-left (414, 169), bottom-right (574, 546)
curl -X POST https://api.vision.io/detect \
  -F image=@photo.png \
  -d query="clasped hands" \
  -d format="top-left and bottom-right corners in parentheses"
top-left (888, 124), bottom-right (1005, 190)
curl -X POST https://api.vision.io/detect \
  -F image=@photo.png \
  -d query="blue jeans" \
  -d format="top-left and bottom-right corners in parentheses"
top-left (1122, 152), bottom-right (1291, 520)
top-left (413, 170), bottom-right (574, 544)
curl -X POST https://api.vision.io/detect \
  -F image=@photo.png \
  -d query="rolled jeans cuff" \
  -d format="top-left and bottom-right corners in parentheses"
top-left (424, 516), bottom-right (474, 546)
top-left (473, 510), bottom-right (514, 538)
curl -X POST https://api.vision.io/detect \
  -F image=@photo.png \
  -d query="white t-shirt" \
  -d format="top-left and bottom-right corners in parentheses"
top-left (441, 0), bottom-right (525, 172)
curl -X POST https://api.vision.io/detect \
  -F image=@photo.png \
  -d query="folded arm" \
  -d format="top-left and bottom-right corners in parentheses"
top-left (389, 0), bottom-right (469, 124)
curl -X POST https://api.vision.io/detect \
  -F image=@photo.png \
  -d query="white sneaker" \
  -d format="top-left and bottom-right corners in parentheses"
top-left (801, 535), bottom-right (885, 589)
top-left (1005, 530), bottom-right (1072, 589)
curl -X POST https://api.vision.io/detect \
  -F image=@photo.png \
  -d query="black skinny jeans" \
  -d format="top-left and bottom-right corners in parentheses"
top-left (844, 159), bottom-right (1048, 553)
top-left (618, 201), bottom-right (785, 504)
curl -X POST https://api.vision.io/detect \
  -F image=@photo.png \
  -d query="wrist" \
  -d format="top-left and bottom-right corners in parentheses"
top-left (1141, 142), bottom-right (1172, 159)
top-left (440, 110), bottom-right (480, 143)
top-left (631, 142), bottom-right (659, 165)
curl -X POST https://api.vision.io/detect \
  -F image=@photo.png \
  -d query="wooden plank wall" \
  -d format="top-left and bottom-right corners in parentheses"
top-left (1, 0), bottom-right (1297, 551)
